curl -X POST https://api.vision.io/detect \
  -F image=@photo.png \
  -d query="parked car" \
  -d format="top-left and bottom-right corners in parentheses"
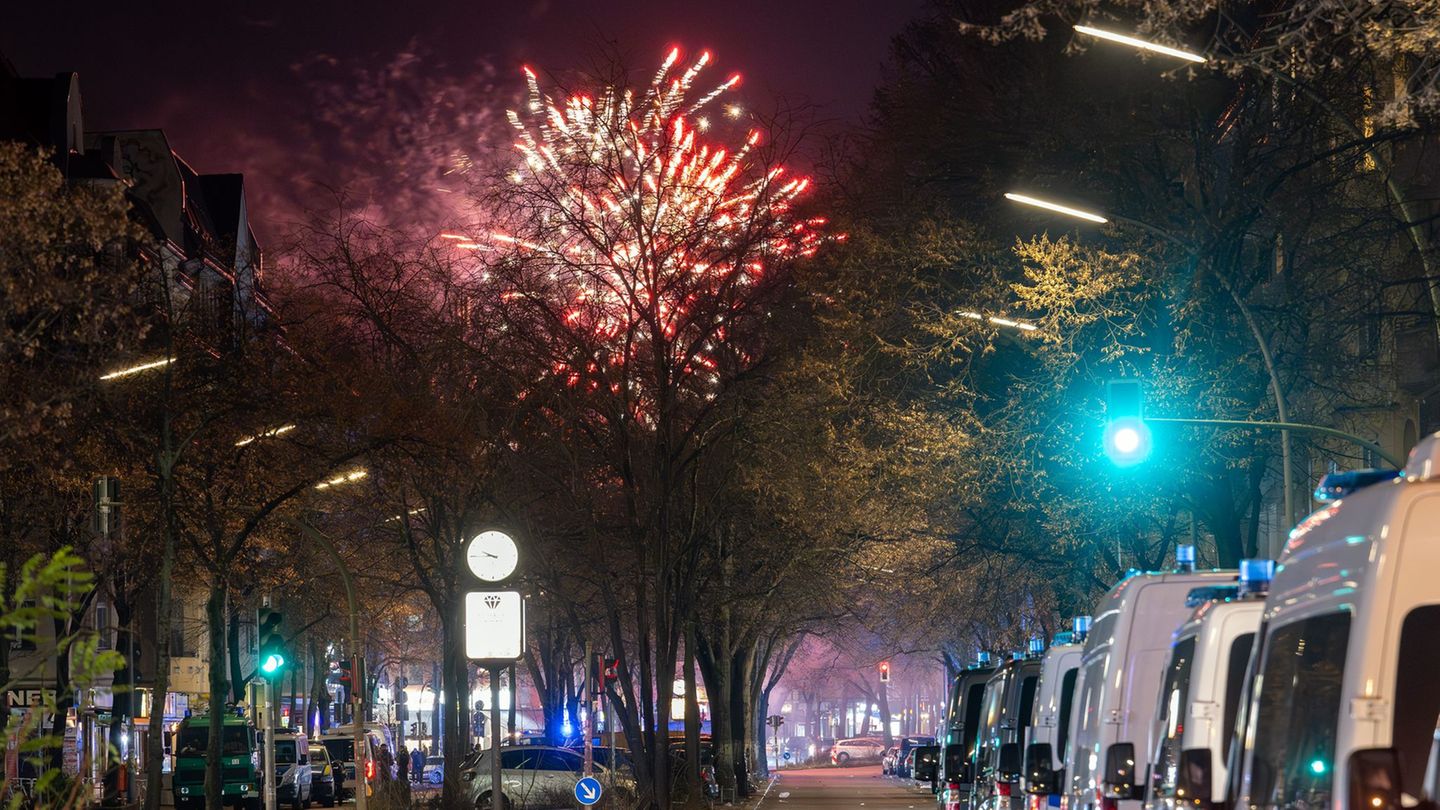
top-left (1020, 618), bottom-right (1088, 810)
top-left (271, 729), bottom-right (313, 810)
top-left (462, 744), bottom-right (635, 808)
top-left (1144, 561), bottom-right (1267, 810)
top-left (896, 736), bottom-right (937, 778)
top-left (1063, 551), bottom-right (1234, 810)
top-left (882, 745), bottom-right (901, 775)
top-left (319, 724), bottom-right (388, 800)
top-left (938, 656), bottom-right (997, 810)
top-left (308, 743), bottom-right (338, 807)
top-left (1230, 451), bottom-right (1440, 810)
top-left (830, 737), bottom-right (885, 765)
top-left (422, 755), bottom-right (444, 785)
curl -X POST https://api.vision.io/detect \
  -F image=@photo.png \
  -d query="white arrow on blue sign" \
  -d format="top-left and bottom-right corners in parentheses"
top-left (575, 776), bottom-right (603, 806)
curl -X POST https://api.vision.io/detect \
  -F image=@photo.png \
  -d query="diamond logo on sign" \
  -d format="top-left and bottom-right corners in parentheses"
top-left (464, 591), bottom-right (525, 661)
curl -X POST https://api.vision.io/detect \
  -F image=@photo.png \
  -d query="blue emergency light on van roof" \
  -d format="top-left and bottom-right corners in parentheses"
top-left (1176, 544), bottom-right (1196, 572)
top-left (975, 651), bottom-right (993, 667)
top-left (1027, 637), bottom-right (1045, 656)
top-left (1239, 559), bottom-right (1275, 597)
top-left (1072, 615), bottom-right (1092, 642)
top-left (1313, 468), bottom-right (1401, 502)
top-left (1052, 631), bottom-right (1074, 645)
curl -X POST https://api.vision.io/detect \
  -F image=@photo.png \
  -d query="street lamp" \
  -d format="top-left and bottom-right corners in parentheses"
top-left (98, 357), bottom-right (173, 381)
top-left (1072, 25), bottom-right (1206, 64)
top-left (1003, 192), bottom-right (1107, 224)
top-left (957, 310), bottom-right (1040, 334)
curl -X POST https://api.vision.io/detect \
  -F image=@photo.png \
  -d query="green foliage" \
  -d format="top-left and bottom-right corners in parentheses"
top-left (1, 548), bottom-right (124, 809)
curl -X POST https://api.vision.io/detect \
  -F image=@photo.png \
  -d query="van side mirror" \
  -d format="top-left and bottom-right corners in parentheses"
top-left (1103, 743), bottom-right (1143, 800)
top-left (999, 743), bottom-right (1022, 782)
top-left (1175, 749), bottom-right (1212, 809)
top-left (1350, 749), bottom-right (1403, 810)
top-left (1025, 743), bottom-right (1059, 794)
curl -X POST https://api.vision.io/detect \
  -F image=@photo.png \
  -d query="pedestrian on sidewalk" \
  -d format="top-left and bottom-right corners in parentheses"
top-left (411, 746), bottom-right (425, 783)
top-left (398, 745), bottom-right (411, 784)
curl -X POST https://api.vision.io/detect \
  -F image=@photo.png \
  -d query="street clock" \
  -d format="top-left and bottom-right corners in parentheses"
top-left (466, 530), bottom-right (519, 582)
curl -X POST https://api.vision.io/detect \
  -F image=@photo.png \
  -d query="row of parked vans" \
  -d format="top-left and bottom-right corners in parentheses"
top-left (932, 434), bottom-right (1440, 810)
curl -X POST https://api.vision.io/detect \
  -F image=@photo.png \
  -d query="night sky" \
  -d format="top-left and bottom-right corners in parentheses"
top-left (3, 0), bottom-right (928, 242)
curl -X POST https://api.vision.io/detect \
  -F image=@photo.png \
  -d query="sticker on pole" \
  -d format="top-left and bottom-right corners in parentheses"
top-left (575, 776), bottom-right (603, 806)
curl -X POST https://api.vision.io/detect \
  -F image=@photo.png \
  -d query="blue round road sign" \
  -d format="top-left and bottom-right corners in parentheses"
top-left (575, 776), bottom-right (603, 806)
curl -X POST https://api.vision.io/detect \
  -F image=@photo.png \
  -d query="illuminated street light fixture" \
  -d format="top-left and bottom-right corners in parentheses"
top-left (1073, 25), bottom-right (1207, 64)
top-left (958, 310), bottom-right (1040, 333)
top-left (315, 469), bottom-right (368, 490)
top-left (1004, 192), bottom-right (1108, 224)
top-left (98, 357), bottom-right (173, 381)
top-left (235, 424), bottom-right (297, 447)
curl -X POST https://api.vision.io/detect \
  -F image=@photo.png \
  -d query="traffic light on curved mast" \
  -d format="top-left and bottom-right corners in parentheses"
top-left (257, 607), bottom-right (286, 677)
top-left (1103, 379), bottom-right (1152, 467)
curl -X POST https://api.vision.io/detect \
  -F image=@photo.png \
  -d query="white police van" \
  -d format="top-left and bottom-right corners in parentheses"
top-left (1023, 617), bottom-right (1089, 810)
top-left (1231, 435), bottom-right (1440, 810)
top-left (1143, 560), bottom-right (1269, 810)
top-left (1062, 548), bottom-right (1235, 810)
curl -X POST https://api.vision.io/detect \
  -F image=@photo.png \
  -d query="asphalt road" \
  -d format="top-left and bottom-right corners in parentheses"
top-left (760, 766), bottom-right (937, 810)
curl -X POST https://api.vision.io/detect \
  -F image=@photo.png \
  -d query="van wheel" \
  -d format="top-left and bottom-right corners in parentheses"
top-left (837, 752), bottom-right (851, 764)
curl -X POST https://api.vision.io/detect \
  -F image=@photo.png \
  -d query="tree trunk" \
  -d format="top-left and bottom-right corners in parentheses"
top-left (696, 634), bottom-right (735, 799)
top-left (204, 581), bottom-right (227, 810)
top-left (730, 652), bottom-right (751, 797)
top-left (228, 606), bottom-right (245, 704)
top-left (683, 627), bottom-right (702, 806)
top-left (143, 466), bottom-right (177, 810)
top-left (440, 602), bottom-right (470, 806)
top-left (309, 638), bottom-right (328, 735)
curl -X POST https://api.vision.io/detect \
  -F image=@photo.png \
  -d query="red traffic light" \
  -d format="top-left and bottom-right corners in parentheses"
top-left (879, 661), bottom-right (891, 683)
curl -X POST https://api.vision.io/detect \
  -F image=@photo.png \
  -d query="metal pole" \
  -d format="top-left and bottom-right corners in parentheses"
top-left (1146, 417), bottom-right (1403, 467)
top-left (583, 643), bottom-right (593, 777)
top-left (490, 666), bottom-right (503, 809)
top-left (607, 692), bottom-right (617, 791)
top-left (290, 519), bottom-right (367, 810)
top-left (264, 677), bottom-right (276, 810)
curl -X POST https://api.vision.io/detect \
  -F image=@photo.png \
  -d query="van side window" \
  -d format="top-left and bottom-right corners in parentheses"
top-left (1247, 612), bottom-right (1350, 810)
top-left (1151, 638), bottom-right (1197, 798)
top-left (1056, 668), bottom-right (1079, 762)
top-left (1017, 676), bottom-right (1039, 735)
top-left (1393, 604), bottom-right (1440, 798)
top-left (962, 682), bottom-right (986, 762)
top-left (1222, 633), bottom-right (1255, 760)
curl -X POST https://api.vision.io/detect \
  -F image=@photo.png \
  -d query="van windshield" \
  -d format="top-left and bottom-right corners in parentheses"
top-left (275, 741), bottom-right (298, 764)
top-left (1247, 612), bottom-right (1350, 810)
top-left (1151, 638), bottom-right (1196, 798)
top-left (177, 724), bottom-right (252, 757)
top-left (323, 739), bottom-right (354, 762)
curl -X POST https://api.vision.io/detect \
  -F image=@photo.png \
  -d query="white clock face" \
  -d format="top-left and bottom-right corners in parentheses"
top-left (466, 530), bottom-right (519, 582)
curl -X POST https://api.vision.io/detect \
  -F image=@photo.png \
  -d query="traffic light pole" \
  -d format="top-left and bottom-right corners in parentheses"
top-left (264, 676), bottom-right (277, 810)
top-left (1147, 417), bottom-right (1404, 468)
top-left (291, 519), bottom-right (368, 810)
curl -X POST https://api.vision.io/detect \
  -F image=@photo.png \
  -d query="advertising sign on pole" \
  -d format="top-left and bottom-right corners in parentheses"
top-left (463, 591), bottom-right (525, 661)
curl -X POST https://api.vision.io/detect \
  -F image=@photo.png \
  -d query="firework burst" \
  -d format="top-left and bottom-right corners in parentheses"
top-left (459, 47), bottom-right (827, 416)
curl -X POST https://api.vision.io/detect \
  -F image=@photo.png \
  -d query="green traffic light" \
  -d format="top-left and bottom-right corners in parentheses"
top-left (261, 652), bottom-right (286, 674)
